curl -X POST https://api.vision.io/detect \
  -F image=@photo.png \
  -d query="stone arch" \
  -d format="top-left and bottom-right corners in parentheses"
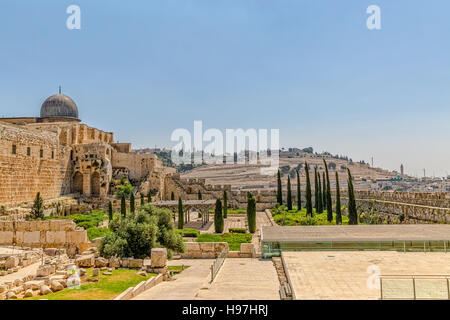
top-left (91, 172), bottom-right (100, 196)
top-left (73, 171), bottom-right (83, 194)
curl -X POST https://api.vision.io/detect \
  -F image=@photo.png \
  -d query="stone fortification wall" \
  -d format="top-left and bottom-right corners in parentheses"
top-left (0, 123), bottom-right (72, 206)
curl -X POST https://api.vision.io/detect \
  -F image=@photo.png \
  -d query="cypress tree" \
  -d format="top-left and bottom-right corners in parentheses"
top-left (314, 167), bottom-right (319, 213)
top-left (178, 197), bottom-right (184, 229)
top-left (323, 159), bottom-right (333, 222)
top-left (322, 171), bottom-right (327, 209)
top-left (30, 192), bottom-right (44, 220)
top-left (130, 193), bottom-right (135, 214)
top-left (140, 193), bottom-right (145, 206)
top-left (214, 198), bottom-right (224, 233)
top-left (335, 171), bottom-right (342, 225)
top-left (296, 170), bottom-right (301, 211)
top-left (247, 194), bottom-right (257, 233)
top-left (108, 201), bottom-right (113, 221)
top-left (287, 175), bottom-right (292, 210)
top-left (147, 191), bottom-right (152, 203)
top-left (305, 162), bottom-right (313, 217)
top-left (347, 168), bottom-right (358, 225)
top-left (223, 190), bottom-right (228, 219)
top-left (171, 191), bottom-right (175, 200)
top-left (120, 194), bottom-right (126, 217)
top-left (198, 190), bottom-right (202, 200)
top-left (276, 169), bottom-right (283, 205)
top-left (318, 174), bottom-right (323, 213)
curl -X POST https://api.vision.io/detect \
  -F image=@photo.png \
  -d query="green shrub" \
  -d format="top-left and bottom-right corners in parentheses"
top-left (175, 228), bottom-right (200, 238)
top-left (229, 228), bottom-right (246, 233)
top-left (99, 205), bottom-right (184, 259)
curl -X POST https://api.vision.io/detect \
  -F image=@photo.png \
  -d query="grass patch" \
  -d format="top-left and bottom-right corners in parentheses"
top-left (272, 206), bottom-right (350, 226)
top-left (175, 228), bottom-right (199, 238)
top-left (197, 233), bottom-right (252, 251)
top-left (25, 268), bottom-right (155, 300)
top-left (46, 210), bottom-right (112, 240)
top-left (208, 208), bottom-right (247, 215)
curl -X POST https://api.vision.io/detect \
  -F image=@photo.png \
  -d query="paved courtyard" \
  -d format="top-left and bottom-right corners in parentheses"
top-left (282, 251), bottom-right (450, 300)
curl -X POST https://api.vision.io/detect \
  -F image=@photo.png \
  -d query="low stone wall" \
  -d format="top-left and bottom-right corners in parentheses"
top-left (0, 220), bottom-right (89, 248)
top-left (228, 243), bottom-right (256, 258)
top-left (180, 242), bottom-right (229, 259)
top-left (113, 274), bottom-right (164, 300)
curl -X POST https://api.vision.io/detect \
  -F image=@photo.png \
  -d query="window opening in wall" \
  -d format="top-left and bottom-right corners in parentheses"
top-left (12, 145), bottom-right (16, 154)
top-left (27, 147), bottom-right (31, 156)
top-left (40, 149), bottom-right (43, 158)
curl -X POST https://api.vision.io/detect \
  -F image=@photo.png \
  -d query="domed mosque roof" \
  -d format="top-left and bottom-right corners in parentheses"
top-left (40, 89), bottom-right (79, 119)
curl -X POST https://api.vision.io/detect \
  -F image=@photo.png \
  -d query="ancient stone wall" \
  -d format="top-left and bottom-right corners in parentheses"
top-left (0, 123), bottom-right (72, 206)
top-left (112, 151), bottom-right (161, 182)
top-left (0, 220), bottom-right (88, 248)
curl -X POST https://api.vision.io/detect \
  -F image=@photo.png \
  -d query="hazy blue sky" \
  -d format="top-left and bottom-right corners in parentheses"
top-left (1, 1), bottom-right (449, 177)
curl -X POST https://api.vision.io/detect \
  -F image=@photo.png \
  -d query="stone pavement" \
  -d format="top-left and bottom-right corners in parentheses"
top-left (196, 258), bottom-right (280, 300)
top-left (133, 257), bottom-right (280, 300)
top-left (282, 251), bottom-right (450, 300)
top-left (132, 259), bottom-right (214, 300)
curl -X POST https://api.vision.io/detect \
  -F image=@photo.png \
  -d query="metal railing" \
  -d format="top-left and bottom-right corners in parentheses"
top-left (380, 275), bottom-right (450, 300)
top-left (210, 247), bottom-right (227, 283)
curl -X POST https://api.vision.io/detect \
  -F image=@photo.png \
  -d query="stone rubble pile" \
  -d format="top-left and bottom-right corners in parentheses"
top-left (1, 246), bottom-right (169, 300)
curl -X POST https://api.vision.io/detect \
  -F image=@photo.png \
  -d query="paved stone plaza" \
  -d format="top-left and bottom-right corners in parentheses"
top-left (282, 251), bottom-right (450, 300)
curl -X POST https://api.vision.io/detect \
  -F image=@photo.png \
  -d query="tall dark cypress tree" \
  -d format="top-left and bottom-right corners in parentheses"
top-left (247, 194), bottom-right (257, 233)
top-left (323, 159), bottom-right (333, 222)
top-left (130, 193), bottom-right (135, 214)
top-left (178, 197), bottom-right (184, 229)
top-left (140, 193), bottom-right (145, 206)
top-left (287, 175), bottom-right (292, 210)
top-left (108, 201), bottom-right (113, 221)
top-left (198, 190), bottom-right (202, 200)
top-left (171, 191), bottom-right (175, 201)
top-left (120, 194), bottom-right (126, 217)
top-left (296, 170), bottom-right (301, 211)
top-left (223, 190), bottom-right (228, 219)
top-left (322, 171), bottom-right (327, 209)
top-left (214, 198), bottom-right (224, 233)
top-left (314, 167), bottom-right (319, 213)
top-left (347, 168), bottom-right (358, 225)
top-left (305, 162), bottom-right (313, 217)
top-left (318, 174), bottom-right (323, 213)
top-left (147, 191), bottom-right (152, 203)
top-left (335, 171), bottom-right (342, 225)
top-left (276, 169), bottom-right (283, 205)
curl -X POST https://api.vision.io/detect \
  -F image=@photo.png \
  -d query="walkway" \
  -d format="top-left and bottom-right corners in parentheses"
top-left (132, 259), bottom-right (213, 300)
top-left (196, 258), bottom-right (280, 300)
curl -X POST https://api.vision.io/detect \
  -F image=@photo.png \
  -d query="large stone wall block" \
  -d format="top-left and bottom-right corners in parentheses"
top-left (150, 248), bottom-right (167, 268)
top-left (45, 231), bottom-right (66, 244)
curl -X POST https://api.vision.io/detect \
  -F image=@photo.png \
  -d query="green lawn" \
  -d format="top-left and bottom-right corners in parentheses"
top-left (272, 206), bottom-right (350, 226)
top-left (197, 233), bottom-right (252, 251)
top-left (208, 208), bottom-right (247, 215)
top-left (25, 268), bottom-right (155, 300)
top-left (45, 210), bottom-right (112, 240)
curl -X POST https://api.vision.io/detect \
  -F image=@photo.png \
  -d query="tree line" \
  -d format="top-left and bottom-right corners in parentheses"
top-left (276, 159), bottom-right (358, 224)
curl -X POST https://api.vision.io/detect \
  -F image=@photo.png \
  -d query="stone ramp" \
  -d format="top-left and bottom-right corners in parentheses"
top-left (132, 259), bottom-right (213, 300)
top-left (195, 258), bottom-right (280, 300)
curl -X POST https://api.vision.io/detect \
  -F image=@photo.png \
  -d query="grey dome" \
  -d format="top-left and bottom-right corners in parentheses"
top-left (40, 94), bottom-right (79, 119)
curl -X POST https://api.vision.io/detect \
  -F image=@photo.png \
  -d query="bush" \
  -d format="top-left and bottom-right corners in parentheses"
top-left (99, 205), bottom-right (184, 259)
top-left (175, 228), bottom-right (200, 238)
